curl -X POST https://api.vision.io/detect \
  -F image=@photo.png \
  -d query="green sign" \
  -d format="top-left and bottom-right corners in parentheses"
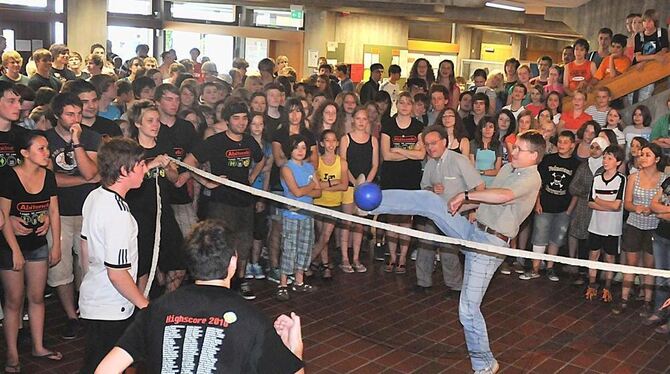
top-left (291, 10), bottom-right (303, 19)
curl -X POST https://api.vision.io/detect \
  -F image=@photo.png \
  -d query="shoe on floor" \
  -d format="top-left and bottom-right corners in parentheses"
top-left (339, 263), bottom-right (355, 273)
top-left (352, 262), bottom-right (367, 273)
top-left (61, 318), bottom-right (80, 340)
top-left (244, 263), bottom-right (254, 279)
top-left (474, 360), bottom-right (500, 374)
top-left (292, 283), bottom-right (317, 293)
top-left (499, 262), bottom-right (512, 275)
top-left (519, 271), bottom-right (540, 280)
top-left (612, 300), bottom-right (628, 315)
top-left (512, 261), bottom-right (525, 274)
top-left (275, 286), bottom-right (290, 301)
top-left (640, 301), bottom-right (654, 319)
top-left (240, 281), bottom-right (256, 300)
top-left (251, 263), bottom-right (265, 279)
top-left (546, 269), bottom-right (559, 282)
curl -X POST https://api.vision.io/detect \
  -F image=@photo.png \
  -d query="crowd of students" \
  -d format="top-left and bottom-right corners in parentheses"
top-left (0, 6), bottom-right (669, 373)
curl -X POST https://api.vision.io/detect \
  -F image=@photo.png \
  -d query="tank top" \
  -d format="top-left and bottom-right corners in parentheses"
top-left (566, 61), bottom-right (594, 92)
top-left (346, 133), bottom-right (373, 185)
top-left (380, 117), bottom-right (423, 190)
top-left (314, 155), bottom-right (343, 207)
top-left (281, 160), bottom-right (315, 220)
top-left (627, 172), bottom-right (666, 230)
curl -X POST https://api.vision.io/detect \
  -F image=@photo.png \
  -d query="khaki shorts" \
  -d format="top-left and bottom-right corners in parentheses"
top-left (47, 215), bottom-right (83, 288)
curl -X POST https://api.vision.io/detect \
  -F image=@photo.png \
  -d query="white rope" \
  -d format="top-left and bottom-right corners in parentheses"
top-left (170, 157), bottom-right (670, 278)
top-left (144, 173), bottom-right (162, 298)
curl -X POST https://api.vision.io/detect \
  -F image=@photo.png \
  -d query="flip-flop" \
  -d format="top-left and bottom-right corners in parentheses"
top-left (4, 363), bottom-right (21, 373)
top-left (31, 351), bottom-right (62, 361)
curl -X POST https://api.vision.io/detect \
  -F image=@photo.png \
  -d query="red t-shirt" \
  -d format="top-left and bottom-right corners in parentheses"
top-left (562, 111), bottom-right (592, 132)
top-left (566, 61), bottom-right (594, 91)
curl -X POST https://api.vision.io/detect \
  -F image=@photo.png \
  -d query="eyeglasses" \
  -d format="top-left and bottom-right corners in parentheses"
top-left (511, 145), bottom-right (534, 153)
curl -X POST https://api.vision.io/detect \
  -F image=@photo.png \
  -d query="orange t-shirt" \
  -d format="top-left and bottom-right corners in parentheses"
top-left (566, 61), bottom-right (594, 91)
top-left (594, 55), bottom-right (631, 80)
top-left (562, 111), bottom-right (593, 132)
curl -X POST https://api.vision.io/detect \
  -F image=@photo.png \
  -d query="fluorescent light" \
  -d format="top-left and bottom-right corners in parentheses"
top-left (485, 2), bottom-right (525, 12)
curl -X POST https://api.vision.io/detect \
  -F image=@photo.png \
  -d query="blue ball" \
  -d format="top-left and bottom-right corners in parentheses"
top-left (354, 182), bottom-right (382, 211)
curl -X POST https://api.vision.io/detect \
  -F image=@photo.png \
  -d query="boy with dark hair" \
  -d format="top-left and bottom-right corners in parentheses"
top-left (335, 63), bottom-right (354, 93)
top-left (458, 91), bottom-right (473, 119)
top-left (520, 130), bottom-right (579, 281)
top-left (380, 64), bottom-right (402, 115)
top-left (564, 38), bottom-right (597, 96)
top-left (584, 145), bottom-right (625, 302)
top-left (406, 77), bottom-right (427, 98)
top-left (96, 220), bottom-right (305, 373)
top-left (594, 33), bottom-right (631, 82)
top-left (131, 76), bottom-right (156, 101)
top-left (588, 27), bottom-right (613, 68)
top-left (464, 92), bottom-right (489, 139)
top-left (428, 84), bottom-right (450, 126)
top-left (258, 58), bottom-right (276, 86)
top-left (0, 81), bottom-right (28, 170)
top-left (78, 137), bottom-right (150, 373)
top-left (360, 63), bottom-right (384, 105)
top-left (46, 92), bottom-right (102, 340)
top-left (49, 43), bottom-right (76, 83)
top-left (530, 56), bottom-right (552, 86)
top-left (114, 80), bottom-right (133, 114)
top-left (60, 79), bottom-right (123, 138)
top-left (90, 74), bottom-right (121, 120)
top-left (633, 9), bottom-right (669, 102)
top-left (412, 92), bottom-right (430, 126)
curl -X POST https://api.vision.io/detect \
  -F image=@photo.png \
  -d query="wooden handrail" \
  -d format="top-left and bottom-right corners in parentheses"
top-left (562, 54), bottom-right (670, 112)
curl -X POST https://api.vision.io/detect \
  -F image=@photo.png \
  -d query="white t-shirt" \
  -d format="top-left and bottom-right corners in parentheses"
top-left (588, 171), bottom-right (626, 236)
top-left (585, 105), bottom-right (608, 128)
top-left (380, 80), bottom-right (400, 115)
top-left (501, 104), bottom-right (526, 120)
top-left (623, 125), bottom-right (652, 156)
top-left (79, 187), bottom-right (139, 321)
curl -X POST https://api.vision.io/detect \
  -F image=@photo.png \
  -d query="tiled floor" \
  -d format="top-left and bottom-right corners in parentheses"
top-left (2, 256), bottom-right (670, 373)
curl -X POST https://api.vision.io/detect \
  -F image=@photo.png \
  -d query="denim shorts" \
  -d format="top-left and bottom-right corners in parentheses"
top-left (531, 212), bottom-right (571, 247)
top-left (0, 244), bottom-right (49, 270)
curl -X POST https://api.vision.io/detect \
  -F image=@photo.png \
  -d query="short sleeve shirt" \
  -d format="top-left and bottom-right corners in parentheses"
top-left (538, 153), bottom-right (581, 213)
top-left (79, 187), bottom-right (138, 321)
top-left (588, 171), bottom-right (626, 236)
top-left (270, 126), bottom-right (316, 191)
top-left (159, 118), bottom-right (199, 204)
top-left (192, 132), bottom-right (263, 206)
top-left (420, 150), bottom-right (483, 202)
top-left (116, 285), bottom-right (304, 374)
top-left (45, 127), bottom-right (102, 216)
top-left (476, 163), bottom-right (542, 238)
top-left (0, 168), bottom-right (57, 252)
top-left (634, 28), bottom-right (669, 63)
top-left (0, 125), bottom-right (28, 169)
top-left (89, 116), bottom-right (123, 138)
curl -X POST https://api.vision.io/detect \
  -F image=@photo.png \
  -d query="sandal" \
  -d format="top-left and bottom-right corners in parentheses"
top-left (4, 363), bottom-right (20, 373)
top-left (585, 285), bottom-right (598, 301)
top-left (395, 264), bottom-right (406, 274)
top-left (321, 263), bottom-right (333, 279)
top-left (352, 262), bottom-right (367, 273)
top-left (305, 262), bottom-right (320, 278)
top-left (384, 261), bottom-right (395, 273)
top-left (601, 288), bottom-right (613, 303)
top-left (339, 263), bottom-right (354, 273)
top-left (31, 351), bottom-right (62, 362)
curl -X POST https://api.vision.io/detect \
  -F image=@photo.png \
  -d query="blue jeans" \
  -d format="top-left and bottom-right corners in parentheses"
top-left (371, 190), bottom-right (505, 370)
top-left (653, 234), bottom-right (670, 311)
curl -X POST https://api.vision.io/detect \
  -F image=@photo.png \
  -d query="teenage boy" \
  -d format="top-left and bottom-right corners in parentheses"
top-left (427, 84), bottom-right (449, 126)
top-left (368, 130), bottom-right (546, 374)
top-left (529, 56), bottom-right (552, 86)
top-left (156, 84), bottom-right (199, 237)
top-left (594, 33), bottom-right (632, 82)
top-left (0, 82), bottom-right (27, 171)
top-left (463, 93), bottom-right (488, 139)
top-left (584, 145), bottom-right (626, 302)
top-left (633, 9), bottom-right (669, 102)
top-left (61, 80), bottom-right (123, 138)
top-left (258, 58), bottom-right (276, 86)
top-left (90, 74), bottom-right (121, 121)
top-left (264, 83), bottom-right (285, 141)
top-left (96, 220), bottom-right (305, 373)
top-left (563, 38), bottom-right (597, 97)
top-left (458, 91), bottom-right (473, 119)
top-left (318, 64), bottom-right (342, 97)
top-left (380, 64), bottom-right (402, 115)
top-left (416, 125), bottom-right (484, 294)
top-left (587, 28), bottom-right (613, 68)
top-left (502, 83), bottom-right (526, 120)
top-left (335, 64), bottom-right (354, 93)
top-left (520, 131), bottom-right (579, 281)
top-left (183, 102), bottom-right (264, 300)
top-left (406, 78), bottom-right (427, 99)
top-left (78, 137), bottom-right (150, 373)
top-left (360, 63), bottom-right (384, 105)
top-left (412, 93), bottom-right (430, 126)
top-left (131, 76), bottom-right (156, 102)
top-left (45, 92), bottom-right (101, 340)
top-left (49, 44), bottom-right (76, 83)
top-left (0, 50), bottom-right (30, 86)
top-left (585, 87), bottom-right (613, 128)
top-left (114, 80), bottom-right (133, 115)
top-left (28, 49), bottom-right (61, 92)
top-left (625, 13), bottom-right (644, 60)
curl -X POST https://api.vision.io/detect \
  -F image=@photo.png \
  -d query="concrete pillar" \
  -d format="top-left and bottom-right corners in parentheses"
top-left (302, 8), bottom-right (335, 77)
top-left (455, 25), bottom-right (472, 77)
top-left (511, 34), bottom-right (524, 60)
top-left (67, 0), bottom-right (107, 56)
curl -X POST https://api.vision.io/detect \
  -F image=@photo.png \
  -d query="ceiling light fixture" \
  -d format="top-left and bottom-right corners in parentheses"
top-left (485, 2), bottom-right (525, 12)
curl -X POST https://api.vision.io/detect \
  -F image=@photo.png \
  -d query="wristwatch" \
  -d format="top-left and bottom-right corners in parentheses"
top-left (464, 190), bottom-right (469, 201)
top-left (72, 143), bottom-right (83, 149)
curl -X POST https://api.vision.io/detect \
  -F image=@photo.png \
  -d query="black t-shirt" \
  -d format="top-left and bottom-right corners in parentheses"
top-left (634, 28), bottom-right (670, 63)
top-left (538, 153), bottom-right (581, 213)
top-left (28, 73), bottom-right (61, 92)
top-left (0, 125), bottom-right (29, 169)
top-left (116, 285), bottom-right (303, 374)
top-left (263, 107), bottom-right (284, 143)
top-left (463, 115), bottom-right (477, 140)
top-left (50, 66), bottom-right (77, 83)
top-left (379, 117), bottom-right (423, 190)
top-left (192, 132), bottom-right (263, 206)
top-left (270, 126), bottom-right (316, 192)
top-left (126, 137), bottom-right (176, 215)
top-left (45, 127), bottom-right (102, 216)
top-left (88, 116), bottom-right (123, 138)
top-left (657, 176), bottom-right (670, 239)
top-left (0, 168), bottom-right (57, 252)
top-left (159, 118), bottom-right (198, 205)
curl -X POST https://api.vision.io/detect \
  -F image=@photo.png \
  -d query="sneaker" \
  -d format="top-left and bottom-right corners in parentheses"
top-left (352, 262), bottom-right (367, 273)
top-left (546, 269), bottom-right (559, 282)
top-left (512, 261), bottom-right (525, 274)
top-left (267, 267), bottom-right (281, 284)
top-left (640, 302), bottom-right (654, 318)
top-left (499, 262), bottom-right (512, 275)
top-left (275, 286), bottom-right (290, 301)
top-left (240, 282), bottom-right (256, 300)
top-left (251, 263), bottom-right (265, 279)
top-left (519, 271), bottom-right (540, 280)
top-left (410, 249), bottom-right (417, 261)
top-left (612, 300), bottom-right (628, 315)
top-left (61, 318), bottom-right (80, 340)
top-left (339, 263), bottom-right (355, 273)
top-left (244, 263), bottom-right (254, 279)
top-left (292, 283), bottom-right (317, 293)
top-left (44, 286), bottom-right (54, 299)
top-left (474, 360), bottom-right (500, 374)
top-left (374, 243), bottom-right (386, 261)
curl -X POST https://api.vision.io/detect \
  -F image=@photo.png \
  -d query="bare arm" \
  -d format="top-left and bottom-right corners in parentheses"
top-left (651, 189), bottom-right (670, 214)
top-left (47, 196), bottom-right (61, 266)
top-left (180, 153), bottom-right (219, 189)
top-left (95, 347), bottom-right (134, 374)
top-left (381, 134), bottom-right (405, 161)
top-left (307, 171), bottom-right (322, 198)
top-left (460, 138), bottom-right (470, 156)
top-left (248, 157), bottom-right (266, 185)
top-left (107, 268), bottom-right (149, 309)
top-left (272, 141), bottom-right (287, 167)
top-left (368, 137), bottom-right (380, 182)
top-left (280, 167), bottom-right (314, 197)
top-left (623, 173), bottom-right (638, 212)
top-left (589, 197), bottom-right (622, 211)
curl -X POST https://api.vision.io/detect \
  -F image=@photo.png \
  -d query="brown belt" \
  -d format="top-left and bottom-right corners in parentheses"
top-left (476, 222), bottom-right (511, 243)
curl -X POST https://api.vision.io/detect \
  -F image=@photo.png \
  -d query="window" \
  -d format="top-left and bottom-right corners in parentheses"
top-left (108, 26), bottom-right (153, 61)
top-left (2, 29), bottom-right (15, 51)
top-left (107, 0), bottom-right (152, 15)
top-left (55, 0), bottom-right (64, 14)
top-left (244, 38), bottom-right (268, 76)
top-left (55, 22), bottom-right (64, 44)
top-left (254, 9), bottom-right (303, 29)
top-left (0, 0), bottom-right (47, 7)
top-left (166, 30), bottom-right (234, 73)
top-left (170, 2), bottom-right (236, 23)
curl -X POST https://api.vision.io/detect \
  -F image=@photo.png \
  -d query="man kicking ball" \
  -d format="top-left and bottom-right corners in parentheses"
top-left (369, 130), bottom-right (545, 374)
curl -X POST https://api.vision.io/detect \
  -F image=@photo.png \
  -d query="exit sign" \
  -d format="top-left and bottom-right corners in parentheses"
top-left (291, 10), bottom-right (303, 19)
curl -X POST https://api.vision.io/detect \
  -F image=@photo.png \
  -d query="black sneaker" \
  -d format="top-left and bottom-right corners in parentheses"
top-left (612, 300), bottom-right (628, 315)
top-left (61, 318), bottom-right (80, 340)
top-left (374, 243), bottom-right (386, 261)
top-left (275, 286), bottom-right (290, 301)
top-left (291, 283), bottom-right (317, 293)
top-left (240, 282), bottom-right (256, 300)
